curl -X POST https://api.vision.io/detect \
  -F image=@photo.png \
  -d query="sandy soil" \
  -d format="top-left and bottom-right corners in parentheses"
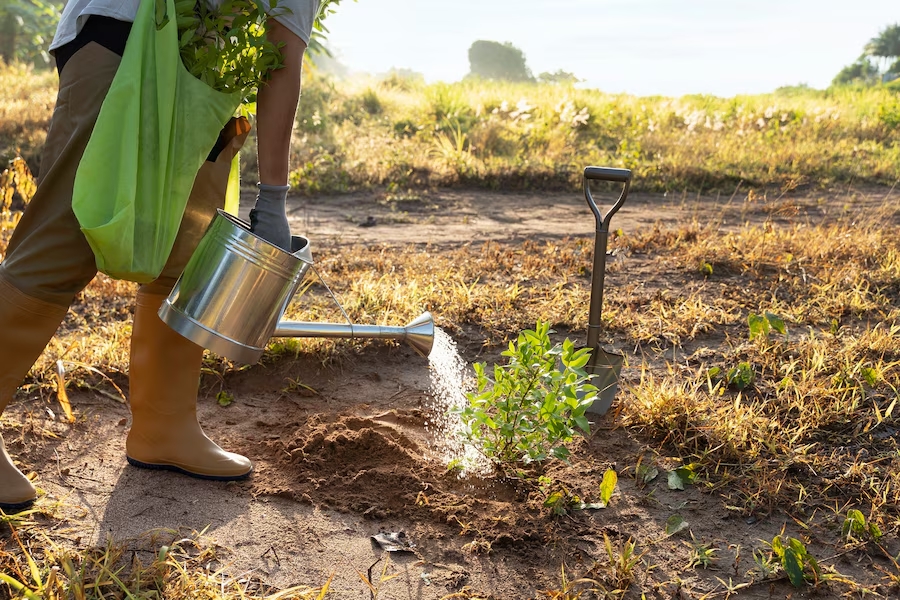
top-left (3, 183), bottom-right (898, 599)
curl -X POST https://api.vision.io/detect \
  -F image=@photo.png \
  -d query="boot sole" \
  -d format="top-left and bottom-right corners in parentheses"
top-left (126, 456), bottom-right (252, 482)
top-left (0, 498), bottom-right (36, 513)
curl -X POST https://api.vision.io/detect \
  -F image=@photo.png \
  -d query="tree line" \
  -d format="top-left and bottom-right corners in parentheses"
top-left (833, 23), bottom-right (900, 86)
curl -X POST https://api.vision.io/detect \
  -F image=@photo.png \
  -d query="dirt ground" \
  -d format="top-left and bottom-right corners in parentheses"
top-left (3, 184), bottom-right (898, 599)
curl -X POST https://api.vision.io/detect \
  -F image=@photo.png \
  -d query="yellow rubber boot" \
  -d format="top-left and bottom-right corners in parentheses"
top-left (0, 275), bottom-right (69, 510)
top-left (126, 290), bottom-right (252, 480)
top-left (0, 434), bottom-right (37, 511)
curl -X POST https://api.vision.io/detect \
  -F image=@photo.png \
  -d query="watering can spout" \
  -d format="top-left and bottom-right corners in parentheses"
top-left (403, 312), bottom-right (436, 358)
top-left (272, 311), bottom-right (435, 358)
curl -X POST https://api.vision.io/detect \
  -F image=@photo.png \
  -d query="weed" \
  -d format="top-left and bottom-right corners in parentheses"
top-left (769, 534), bottom-right (822, 587)
top-left (540, 564), bottom-right (600, 599)
top-left (358, 551), bottom-right (399, 599)
top-left (841, 508), bottom-right (883, 544)
top-left (0, 525), bottom-right (330, 598)
top-left (597, 533), bottom-right (643, 593)
top-left (685, 535), bottom-right (718, 569)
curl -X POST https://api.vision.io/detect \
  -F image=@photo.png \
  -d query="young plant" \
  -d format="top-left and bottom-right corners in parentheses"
top-left (769, 535), bottom-right (822, 587)
top-left (685, 535), bottom-right (718, 569)
top-left (169, 0), bottom-right (285, 103)
top-left (841, 509), bottom-right (883, 543)
top-left (456, 321), bottom-right (598, 470)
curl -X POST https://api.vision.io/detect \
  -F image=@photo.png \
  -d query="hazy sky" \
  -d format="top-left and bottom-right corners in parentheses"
top-left (323, 0), bottom-right (900, 97)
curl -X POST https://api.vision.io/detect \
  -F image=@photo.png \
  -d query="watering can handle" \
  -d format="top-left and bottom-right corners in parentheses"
top-left (583, 167), bottom-right (631, 232)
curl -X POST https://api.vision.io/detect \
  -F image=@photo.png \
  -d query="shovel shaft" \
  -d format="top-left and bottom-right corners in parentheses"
top-left (587, 229), bottom-right (608, 350)
top-left (583, 166), bottom-right (631, 349)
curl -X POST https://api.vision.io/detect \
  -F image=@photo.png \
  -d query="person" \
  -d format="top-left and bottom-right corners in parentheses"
top-left (0, 0), bottom-right (320, 511)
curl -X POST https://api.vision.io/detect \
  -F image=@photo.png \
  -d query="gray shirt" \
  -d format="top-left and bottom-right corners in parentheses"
top-left (51, 0), bottom-right (321, 50)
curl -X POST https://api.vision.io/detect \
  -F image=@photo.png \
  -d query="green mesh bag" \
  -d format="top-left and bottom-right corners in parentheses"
top-left (73, 0), bottom-right (241, 282)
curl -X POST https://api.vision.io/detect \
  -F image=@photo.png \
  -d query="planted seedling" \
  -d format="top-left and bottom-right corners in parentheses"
top-left (455, 321), bottom-right (597, 472)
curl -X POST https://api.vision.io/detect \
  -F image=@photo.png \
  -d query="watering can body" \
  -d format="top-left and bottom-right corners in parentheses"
top-left (159, 210), bottom-right (314, 364)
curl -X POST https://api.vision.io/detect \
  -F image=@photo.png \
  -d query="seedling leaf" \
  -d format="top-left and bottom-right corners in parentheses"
top-left (637, 464), bottom-right (659, 484)
top-left (764, 311), bottom-right (787, 335)
top-left (665, 514), bottom-right (689, 536)
top-left (216, 390), bottom-right (234, 407)
top-left (783, 548), bottom-right (805, 587)
top-left (668, 470), bottom-right (685, 490)
top-left (599, 469), bottom-right (617, 507)
top-left (748, 313), bottom-right (769, 340)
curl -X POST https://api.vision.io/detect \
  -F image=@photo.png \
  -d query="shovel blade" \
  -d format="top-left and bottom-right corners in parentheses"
top-left (583, 347), bottom-right (624, 415)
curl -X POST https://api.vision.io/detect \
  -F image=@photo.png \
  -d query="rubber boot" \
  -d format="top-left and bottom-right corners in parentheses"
top-left (126, 290), bottom-right (252, 480)
top-left (0, 275), bottom-right (70, 510)
top-left (0, 434), bottom-right (37, 511)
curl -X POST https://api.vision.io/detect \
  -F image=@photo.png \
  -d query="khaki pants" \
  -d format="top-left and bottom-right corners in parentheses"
top-left (0, 41), bottom-right (249, 304)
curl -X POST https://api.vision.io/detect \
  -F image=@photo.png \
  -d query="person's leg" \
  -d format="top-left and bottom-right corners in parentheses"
top-left (0, 43), bottom-right (120, 509)
top-left (0, 277), bottom-right (69, 510)
top-left (126, 118), bottom-right (252, 480)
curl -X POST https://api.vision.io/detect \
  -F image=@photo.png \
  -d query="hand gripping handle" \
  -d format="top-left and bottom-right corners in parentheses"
top-left (583, 166), bottom-right (631, 232)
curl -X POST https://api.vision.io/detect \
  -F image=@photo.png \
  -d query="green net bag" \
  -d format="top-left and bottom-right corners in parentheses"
top-left (73, 0), bottom-right (241, 282)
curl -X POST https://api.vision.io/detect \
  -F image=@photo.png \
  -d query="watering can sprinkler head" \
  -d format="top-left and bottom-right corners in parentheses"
top-left (402, 311), bottom-right (435, 358)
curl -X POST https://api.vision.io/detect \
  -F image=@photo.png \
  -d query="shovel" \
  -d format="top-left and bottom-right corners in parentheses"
top-left (582, 166), bottom-right (631, 415)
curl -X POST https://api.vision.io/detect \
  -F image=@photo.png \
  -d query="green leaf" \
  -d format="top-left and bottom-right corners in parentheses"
top-left (574, 415), bottom-right (590, 434)
top-left (764, 311), bottom-right (787, 335)
top-left (216, 390), bottom-right (234, 407)
top-left (861, 367), bottom-right (878, 387)
top-left (636, 464), bottom-right (659, 484)
top-left (787, 537), bottom-right (807, 559)
top-left (726, 362), bottom-right (754, 389)
top-left (782, 548), bottom-right (806, 587)
top-left (771, 535), bottom-right (785, 558)
top-left (667, 470), bottom-right (684, 490)
top-left (155, 0), bottom-right (170, 29)
top-left (599, 469), bottom-right (617, 507)
top-left (665, 514), bottom-right (689, 536)
top-left (748, 312), bottom-right (769, 340)
top-left (675, 466), bottom-right (697, 485)
top-left (544, 491), bottom-right (568, 516)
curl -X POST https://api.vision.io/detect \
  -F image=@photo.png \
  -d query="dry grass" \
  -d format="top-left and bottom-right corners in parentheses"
top-left (0, 513), bottom-right (330, 599)
top-left (0, 63), bottom-right (56, 170)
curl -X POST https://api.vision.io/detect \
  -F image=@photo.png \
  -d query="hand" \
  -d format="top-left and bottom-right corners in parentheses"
top-left (249, 183), bottom-right (291, 251)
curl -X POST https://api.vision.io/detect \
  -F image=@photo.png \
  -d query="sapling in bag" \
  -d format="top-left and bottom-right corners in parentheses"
top-left (73, 0), bottom-right (242, 282)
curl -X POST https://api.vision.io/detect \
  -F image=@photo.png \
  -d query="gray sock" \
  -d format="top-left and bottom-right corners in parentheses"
top-left (249, 183), bottom-right (292, 251)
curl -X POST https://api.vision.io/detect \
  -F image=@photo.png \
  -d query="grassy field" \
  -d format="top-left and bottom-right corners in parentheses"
top-left (2, 61), bottom-right (900, 598)
top-left (3, 61), bottom-right (899, 195)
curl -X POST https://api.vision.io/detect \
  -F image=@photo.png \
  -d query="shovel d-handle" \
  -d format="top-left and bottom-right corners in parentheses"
top-left (583, 166), bottom-right (631, 350)
top-left (583, 166), bottom-right (631, 232)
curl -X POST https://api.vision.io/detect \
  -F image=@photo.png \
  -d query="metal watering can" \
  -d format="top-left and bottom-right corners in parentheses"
top-left (158, 210), bottom-right (434, 364)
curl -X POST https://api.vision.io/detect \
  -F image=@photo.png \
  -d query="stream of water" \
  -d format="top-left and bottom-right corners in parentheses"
top-left (423, 327), bottom-right (489, 476)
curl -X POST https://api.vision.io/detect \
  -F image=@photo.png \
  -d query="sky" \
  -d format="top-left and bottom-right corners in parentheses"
top-left (322, 0), bottom-right (900, 98)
